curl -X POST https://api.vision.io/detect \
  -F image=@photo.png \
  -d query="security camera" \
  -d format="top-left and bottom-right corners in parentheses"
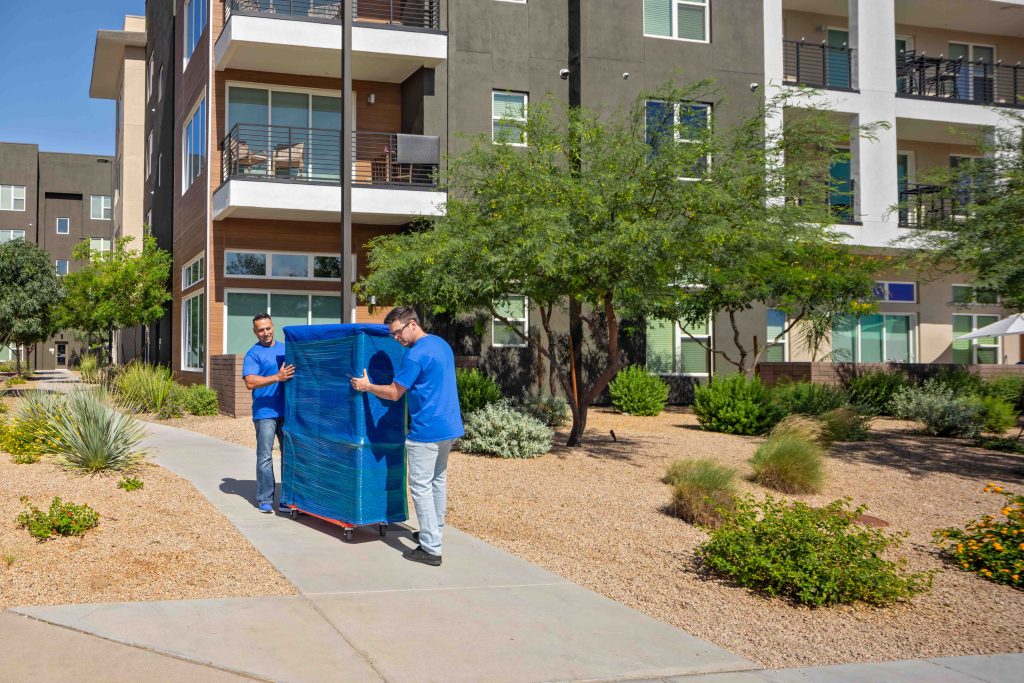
top-left (622, 72), bottom-right (630, 80)
top-left (559, 68), bottom-right (570, 80)
top-left (750, 82), bottom-right (760, 91)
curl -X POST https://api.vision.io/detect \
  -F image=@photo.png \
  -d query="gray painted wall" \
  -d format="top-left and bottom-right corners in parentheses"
top-left (0, 143), bottom-right (40, 242)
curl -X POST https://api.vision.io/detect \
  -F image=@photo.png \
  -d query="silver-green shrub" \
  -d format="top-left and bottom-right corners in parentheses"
top-left (49, 388), bottom-right (147, 472)
top-left (458, 401), bottom-right (553, 459)
top-left (889, 380), bottom-right (984, 438)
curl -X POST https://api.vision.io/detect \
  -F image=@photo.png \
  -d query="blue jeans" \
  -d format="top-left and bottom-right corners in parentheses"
top-left (254, 417), bottom-right (284, 506)
top-left (406, 439), bottom-right (454, 557)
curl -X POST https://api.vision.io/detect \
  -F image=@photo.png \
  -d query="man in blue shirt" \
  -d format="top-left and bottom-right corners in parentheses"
top-left (350, 306), bottom-right (463, 566)
top-left (242, 313), bottom-right (294, 514)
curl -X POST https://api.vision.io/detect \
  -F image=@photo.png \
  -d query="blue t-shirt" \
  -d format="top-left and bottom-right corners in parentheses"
top-left (393, 334), bottom-right (464, 442)
top-left (242, 340), bottom-right (287, 421)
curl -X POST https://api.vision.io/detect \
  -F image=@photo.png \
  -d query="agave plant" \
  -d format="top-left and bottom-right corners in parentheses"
top-left (49, 388), bottom-right (147, 472)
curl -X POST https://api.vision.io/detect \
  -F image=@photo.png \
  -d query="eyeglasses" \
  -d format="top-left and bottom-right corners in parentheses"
top-left (390, 321), bottom-right (413, 339)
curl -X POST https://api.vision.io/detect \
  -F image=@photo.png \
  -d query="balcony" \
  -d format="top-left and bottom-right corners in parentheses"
top-left (898, 183), bottom-right (959, 228)
top-left (215, 123), bottom-right (443, 224)
top-left (217, 0), bottom-right (446, 81)
top-left (896, 53), bottom-right (1024, 109)
top-left (783, 40), bottom-right (856, 92)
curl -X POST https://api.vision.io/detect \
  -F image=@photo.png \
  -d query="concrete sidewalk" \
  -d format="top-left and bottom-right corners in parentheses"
top-left (4, 416), bottom-right (1022, 682)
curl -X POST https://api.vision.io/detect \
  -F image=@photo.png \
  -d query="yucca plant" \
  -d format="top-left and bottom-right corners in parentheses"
top-left (49, 388), bottom-right (147, 472)
top-left (113, 362), bottom-right (176, 413)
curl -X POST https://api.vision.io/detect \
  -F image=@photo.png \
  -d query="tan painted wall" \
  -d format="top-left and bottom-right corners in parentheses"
top-left (117, 45), bottom-right (147, 245)
top-left (895, 139), bottom-right (981, 182)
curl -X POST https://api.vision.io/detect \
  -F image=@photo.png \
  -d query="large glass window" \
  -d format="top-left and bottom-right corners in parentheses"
top-left (492, 91), bottom-right (527, 145)
top-left (952, 314), bottom-right (1000, 364)
top-left (952, 284), bottom-right (998, 305)
top-left (271, 253), bottom-right (309, 278)
top-left (0, 185), bottom-right (27, 211)
top-left (183, 292), bottom-right (206, 370)
top-left (90, 195), bottom-right (112, 220)
top-left (183, 97), bottom-right (207, 190)
top-left (832, 314), bottom-right (914, 363)
top-left (643, 0), bottom-right (709, 43)
top-left (645, 100), bottom-right (710, 178)
top-left (90, 237), bottom-right (112, 254)
top-left (225, 291), bottom-right (342, 355)
top-left (765, 309), bottom-right (787, 362)
top-left (646, 317), bottom-right (711, 376)
top-left (0, 229), bottom-right (26, 243)
top-left (873, 281), bottom-right (916, 303)
top-left (183, 255), bottom-right (205, 289)
top-left (492, 295), bottom-right (528, 347)
top-left (225, 251), bottom-right (340, 280)
top-left (185, 0), bottom-right (208, 62)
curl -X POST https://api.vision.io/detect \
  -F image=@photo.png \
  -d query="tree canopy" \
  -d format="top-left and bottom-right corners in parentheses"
top-left (0, 238), bottom-right (65, 372)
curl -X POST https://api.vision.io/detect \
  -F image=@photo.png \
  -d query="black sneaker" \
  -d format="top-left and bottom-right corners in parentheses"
top-left (412, 531), bottom-right (419, 542)
top-left (403, 545), bottom-right (441, 566)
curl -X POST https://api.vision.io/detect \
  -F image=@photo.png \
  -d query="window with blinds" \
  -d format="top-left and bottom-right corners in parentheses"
top-left (765, 309), bottom-right (786, 362)
top-left (831, 314), bottom-right (914, 363)
top-left (643, 0), bottom-right (709, 43)
top-left (646, 317), bottom-right (711, 376)
top-left (492, 91), bottom-right (527, 145)
top-left (952, 314), bottom-right (999, 364)
top-left (492, 295), bottom-right (528, 347)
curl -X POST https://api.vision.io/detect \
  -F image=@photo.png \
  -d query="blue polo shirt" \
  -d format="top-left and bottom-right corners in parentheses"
top-left (242, 340), bottom-right (287, 421)
top-left (393, 334), bottom-right (464, 443)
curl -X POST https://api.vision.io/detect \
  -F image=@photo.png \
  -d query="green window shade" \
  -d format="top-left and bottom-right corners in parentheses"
top-left (646, 318), bottom-right (675, 373)
top-left (831, 315), bottom-right (857, 362)
top-left (859, 315), bottom-right (883, 363)
top-left (952, 285), bottom-right (972, 304)
top-left (681, 319), bottom-right (708, 336)
top-left (677, 4), bottom-right (706, 41)
top-left (765, 309), bottom-right (786, 362)
top-left (952, 315), bottom-right (972, 364)
top-left (975, 315), bottom-right (999, 346)
top-left (976, 347), bottom-right (998, 364)
top-left (976, 289), bottom-right (998, 305)
top-left (679, 339), bottom-right (708, 374)
top-left (495, 295), bottom-right (526, 320)
top-left (764, 345), bottom-right (785, 363)
top-left (644, 0), bottom-right (671, 36)
top-left (493, 321), bottom-right (526, 346)
top-left (227, 292), bottom-right (269, 355)
top-left (311, 295), bottom-right (341, 325)
top-left (885, 315), bottom-right (911, 362)
top-left (270, 294), bottom-right (310, 331)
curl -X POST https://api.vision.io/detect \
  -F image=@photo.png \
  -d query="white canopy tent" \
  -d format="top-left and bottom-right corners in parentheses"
top-left (954, 313), bottom-right (1024, 341)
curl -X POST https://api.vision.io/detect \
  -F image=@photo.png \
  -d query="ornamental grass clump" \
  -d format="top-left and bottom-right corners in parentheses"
top-left (698, 495), bottom-right (934, 606)
top-left (458, 401), bottom-right (553, 459)
top-left (770, 414), bottom-right (832, 449)
top-left (77, 354), bottom-right (100, 384)
top-left (49, 389), bottom-right (147, 472)
top-left (17, 496), bottom-right (100, 540)
top-left (771, 381), bottom-right (848, 417)
top-left (664, 458), bottom-right (737, 527)
top-left (113, 362), bottom-right (176, 413)
top-left (455, 368), bottom-right (503, 415)
top-left (692, 374), bottom-right (784, 436)
top-left (749, 433), bottom-right (825, 494)
top-left (889, 380), bottom-right (985, 438)
top-left (819, 406), bottom-right (871, 442)
top-left (934, 484), bottom-right (1024, 589)
top-left (608, 366), bottom-right (670, 416)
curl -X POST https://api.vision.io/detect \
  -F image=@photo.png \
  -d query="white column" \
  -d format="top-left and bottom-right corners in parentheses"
top-left (849, 0), bottom-right (895, 94)
top-left (763, 0), bottom-right (784, 89)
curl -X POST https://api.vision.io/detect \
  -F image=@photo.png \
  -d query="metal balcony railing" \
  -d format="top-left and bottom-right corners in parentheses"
top-left (898, 183), bottom-right (959, 228)
top-left (223, 0), bottom-right (441, 30)
top-left (896, 52), bottom-right (1024, 108)
top-left (783, 39), bottom-right (855, 91)
top-left (793, 179), bottom-right (857, 225)
top-left (220, 123), bottom-right (439, 188)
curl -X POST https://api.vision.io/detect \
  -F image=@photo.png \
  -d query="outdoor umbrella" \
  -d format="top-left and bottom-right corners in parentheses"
top-left (953, 313), bottom-right (1024, 341)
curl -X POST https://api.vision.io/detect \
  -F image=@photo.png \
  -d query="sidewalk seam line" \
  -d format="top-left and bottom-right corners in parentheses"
top-left (299, 594), bottom-right (391, 683)
top-left (302, 581), bottom-right (570, 596)
top-left (928, 658), bottom-right (1002, 683)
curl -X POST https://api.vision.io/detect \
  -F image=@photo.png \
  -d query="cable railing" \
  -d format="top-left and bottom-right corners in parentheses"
top-left (783, 39), bottom-right (855, 91)
top-left (223, 0), bottom-right (441, 30)
top-left (220, 123), bottom-right (439, 188)
top-left (896, 52), bottom-right (1024, 108)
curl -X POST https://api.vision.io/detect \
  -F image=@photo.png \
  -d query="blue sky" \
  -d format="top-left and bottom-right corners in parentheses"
top-left (0, 1), bottom-right (145, 155)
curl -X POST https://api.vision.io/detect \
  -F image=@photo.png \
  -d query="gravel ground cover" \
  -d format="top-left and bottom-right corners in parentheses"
top-left (144, 405), bottom-right (1024, 669)
top-left (0, 395), bottom-right (295, 611)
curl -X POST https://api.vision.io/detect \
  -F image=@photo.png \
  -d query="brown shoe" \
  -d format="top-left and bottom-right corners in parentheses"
top-left (403, 545), bottom-right (441, 566)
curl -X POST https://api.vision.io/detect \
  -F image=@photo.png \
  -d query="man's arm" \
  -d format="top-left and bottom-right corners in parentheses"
top-left (244, 363), bottom-right (295, 391)
top-left (350, 369), bottom-right (406, 402)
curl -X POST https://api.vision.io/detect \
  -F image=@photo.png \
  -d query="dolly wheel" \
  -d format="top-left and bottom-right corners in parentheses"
top-left (379, 523), bottom-right (388, 537)
top-left (344, 529), bottom-right (353, 542)
top-left (289, 510), bottom-right (298, 520)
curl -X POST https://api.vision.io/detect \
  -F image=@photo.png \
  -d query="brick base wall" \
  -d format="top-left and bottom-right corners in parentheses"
top-left (210, 354), bottom-right (252, 418)
top-left (757, 362), bottom-right (1024, 388)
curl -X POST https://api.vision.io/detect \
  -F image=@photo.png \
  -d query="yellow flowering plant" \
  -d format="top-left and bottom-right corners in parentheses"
top-left (933, 484), bottom-right (1024, 589)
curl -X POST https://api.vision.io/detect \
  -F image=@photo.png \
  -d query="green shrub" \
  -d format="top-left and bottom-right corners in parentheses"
top-left (48, 389), bottom-right (147, 472)
top-left (515, 393), bottom-right (570, 427)
top-left (608, 366), bottom-right (669, 416)
top-left (78, 354), bottom-right (100, 384)
top-left (181, 384), bottom-right (219, 416)
top-left (889, 380), bottom-right (984, 438)
top-left (975, 437), bottom-right (1024, 454)
top-left (772, 381), bottom-right (848, 417)
top-left (979, 375), bottom-right (1024, 413)
top-left (930, 367), bottom-right (984, 397)
top-left (0, 361), bottom-right (16, 373)
top-left (749, 433), bottom-right (825, 494)
top-left (0, 392), bottom-right (65, 458)
top-left (698, 495), bottom-right (934, 606)
top-left (770, 414), bottom-right (832, 449)
top-left (934, 484), bottom-right (1023, 589)
top-left (458, 401), bottom-right (553, 459)
top-left (846, 371), bottom-right (908, 416)
top-left (11, 450), bottom-right (41, 465)
top-left (819, 407), bottom-right (871, 442)
top-left (692, 374), bottom-right (784, 436)
top-left (113, 362), bottom-right (176, 413)
top-left (455, 368), bottom-right (503, 415)
top-left (117, 476), bottom-right (144, 492)
top-left (5, 375), bottom-right (27, 386)
top-left (664, 458), bottom-right (737, 527)
top-left (978, 396), bottom-right (1017, 435)
top-left (16, 496), bottom-right (100, 539)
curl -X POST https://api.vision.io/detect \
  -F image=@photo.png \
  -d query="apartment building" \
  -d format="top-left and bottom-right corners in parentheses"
top-left (0, 143), bottom-right (114, 369)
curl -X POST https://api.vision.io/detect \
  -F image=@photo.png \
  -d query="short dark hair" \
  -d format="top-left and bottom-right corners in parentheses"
top-left (383, 306), bottom-right (419, 326)
top-left (253, 313), bottom-right (272, 324)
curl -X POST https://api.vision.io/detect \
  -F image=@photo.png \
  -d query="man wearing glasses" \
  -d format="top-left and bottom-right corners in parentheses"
top-left (350, 306), bottom-right (463, 566)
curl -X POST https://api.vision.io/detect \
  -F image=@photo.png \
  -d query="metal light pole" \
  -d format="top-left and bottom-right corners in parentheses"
top-left (341, 0), bottom-right (354, 322)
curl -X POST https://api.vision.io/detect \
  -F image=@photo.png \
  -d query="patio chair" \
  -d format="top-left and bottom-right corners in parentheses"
top-left (310, 1), bottom-right (342, 19)
top-left (234, 141), bottom-right (269, 175)
top-left (273, 142), bottom-right (305, 177)
top-left (925, 59), bottom-right (960, 99)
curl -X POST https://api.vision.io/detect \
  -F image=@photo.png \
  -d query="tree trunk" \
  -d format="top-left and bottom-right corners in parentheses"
top-left (566, 403), bottom-right (589, 446)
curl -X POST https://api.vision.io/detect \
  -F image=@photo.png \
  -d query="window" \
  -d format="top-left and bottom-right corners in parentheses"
top-left (832, 314), bottom-right (915, 363)
top-left (183, 97), bottom-right (207, 190)
top-left (829, 148), bottom-right (854, 223)
top-left (183, 254), bottom-right (205, 289)
top-left (0, 229), bottom-right (26, 243)
top-left (183, 292), bottom-right (206, 371)
top-left (765, 309), bottom-right (787, 362)
top-left (90, 237), bottom-right (112, 254)
top-left (184, 0), bottom-right (208, 63)
top-left (492, 91), bottom-right (527, 145)
top-left (55, 260), bottom-right (69, 276)
top-left (952, 314), bottom-right (999, 364)
top-left (158, 65), bottom-right (165, 102)
top-left (56, 217), bottom-right (70, 235)
top-left (949, 43), bottom-right (995, 103)
top-left (158, 153), bottom-right (163, 187)
top-left (645, 100), bottom-right (710, 178)
top-left (147, 56), bottom-right (154, 100)
top-left (0, 185), bottom-right (27, 211)
top-left (873, 281), bottom-right (916, 303)
top-left (643, 0), bottom-right (709, 43)
top-left (90, 195), bottom-right (112, 220)
top-left (147, 131), bottom-right (153, 179)
top-left (225, 291), bottom-right (341, 354)
top-left (952, 285), bottom-right (998, 305)
top-left (492, 295), bottom-right (528, 347)
top-left (646, 317), bottom-right (711, 376)
top-left (225, 251), bottom-right (341, 280)
top-left (56, 342), bottom-right (67, 367)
